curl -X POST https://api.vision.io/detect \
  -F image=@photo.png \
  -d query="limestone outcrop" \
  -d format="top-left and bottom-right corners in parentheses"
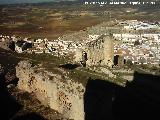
top-left (16, 61), bottom-right (85, 120)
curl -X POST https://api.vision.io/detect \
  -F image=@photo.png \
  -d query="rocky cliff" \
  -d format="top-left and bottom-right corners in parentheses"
top-left (16, 61), bottom-right (85, 120)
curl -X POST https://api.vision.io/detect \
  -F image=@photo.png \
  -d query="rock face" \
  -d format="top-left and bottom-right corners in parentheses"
top-left (16, 61), bottom-right (85, 120)
top-left (0, 64), bottom-right (4, 83)
top-left (0, 63), bottom-right (17, 86)
top-left (0, 39), bottom-right (15, 51)
top-left (0, 64), bottom-right (4, 75)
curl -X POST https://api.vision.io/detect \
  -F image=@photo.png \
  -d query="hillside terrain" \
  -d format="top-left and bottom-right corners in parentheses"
top-left (0, 2), bottom-right (159, 39)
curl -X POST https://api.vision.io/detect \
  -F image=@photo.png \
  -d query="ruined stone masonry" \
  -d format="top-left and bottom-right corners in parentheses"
top-left (75, 34), bottom-right (114, 67)
top-left (16, 61), bottom-right (85, 120)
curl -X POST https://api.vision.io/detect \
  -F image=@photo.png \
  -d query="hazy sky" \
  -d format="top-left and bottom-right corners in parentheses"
top-left (0, 0), bottom-right (77, 4)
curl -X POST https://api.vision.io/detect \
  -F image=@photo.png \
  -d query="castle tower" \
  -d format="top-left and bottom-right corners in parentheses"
top-left (74, 34), bottom-right (114, 68)
top-left (103, 34), bottom-right (114, 67)
top-left (75, 49), bottom-right (83, 62)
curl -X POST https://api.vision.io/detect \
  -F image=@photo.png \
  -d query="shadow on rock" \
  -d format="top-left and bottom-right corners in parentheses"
top-left (59, 64), bottom-right (79, 70)
top-left (113, 71), bottom-right (160, 120)
top-left (84, 79), bottom-right (118, 120)
top-left (84, 71), bottom-right (160, 120)
top-left (12, 113), bottom-right (46, 120)
top-left (0, 86), bottom-right (22, 120)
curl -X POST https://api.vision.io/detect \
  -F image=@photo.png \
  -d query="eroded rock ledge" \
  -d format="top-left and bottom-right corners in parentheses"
top-left (16, 61), bottom-right (85, 120)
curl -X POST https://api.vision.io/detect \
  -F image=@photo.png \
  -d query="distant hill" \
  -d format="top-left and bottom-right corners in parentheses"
top-left (0, 0), bottom-right (159, 5)
top-left (0, 0), bottom-right (77, 5)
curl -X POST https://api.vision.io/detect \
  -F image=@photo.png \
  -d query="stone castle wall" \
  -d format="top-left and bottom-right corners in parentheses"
top-left (85, 35), bottom-right (105, 66)
top-left (103, 34), bottom-right (114, 67)
top-left (16, 61), bottom-right (85, 120)
top-left (75, 34), bottom-right (114, 67)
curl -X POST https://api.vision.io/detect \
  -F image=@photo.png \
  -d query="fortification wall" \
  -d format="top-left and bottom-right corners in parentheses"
top-left (85, 35), bottom-right (105, 66)
top-left (16, 61), bottom-right (85, 120)
top-left (75, 34), bottom-right (114, 67)
top-left (103, 35), bottom-right (114, 67)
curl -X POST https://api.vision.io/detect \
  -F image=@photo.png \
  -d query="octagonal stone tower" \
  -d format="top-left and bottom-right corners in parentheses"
top-left (103, 34), bottom-right (114, 67)
top-left (75, 34), bottom-right (114, 67)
